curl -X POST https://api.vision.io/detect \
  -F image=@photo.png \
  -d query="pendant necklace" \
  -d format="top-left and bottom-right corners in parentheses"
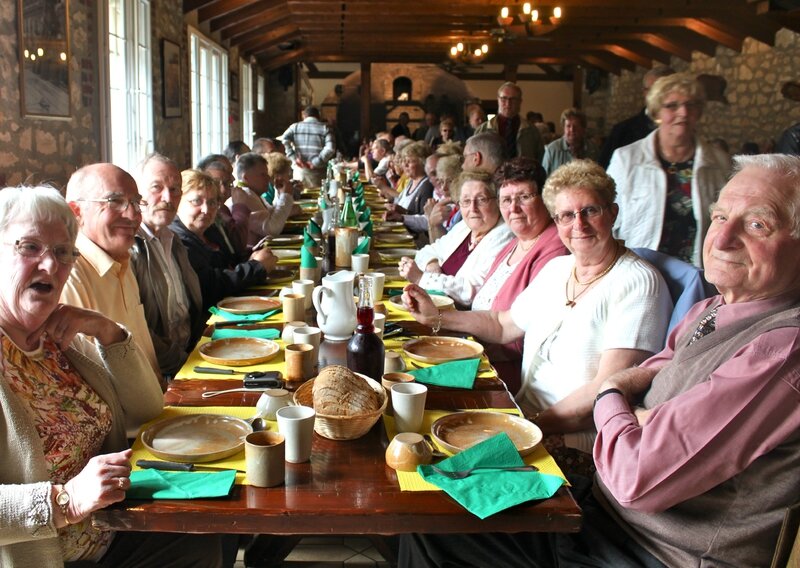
top-left (565, 243), bottom-right (622, 307)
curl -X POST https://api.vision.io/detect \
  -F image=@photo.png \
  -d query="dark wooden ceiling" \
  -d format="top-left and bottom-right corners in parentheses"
top-left (185, 0), bottom-right (799, 75)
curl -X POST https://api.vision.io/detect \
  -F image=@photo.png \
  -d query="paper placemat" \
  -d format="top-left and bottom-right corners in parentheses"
top-left (383, 409), bottom-right (566, 491)
top-left (130, 406), bottom-right (278, 485)
top-left (174, 336), bottom-right (287, 380)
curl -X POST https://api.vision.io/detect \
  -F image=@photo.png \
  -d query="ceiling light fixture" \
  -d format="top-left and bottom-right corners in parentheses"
top-left (448, 41), bottom-right (489, 65)
top-left (497, 3), bottom-right (563, 36)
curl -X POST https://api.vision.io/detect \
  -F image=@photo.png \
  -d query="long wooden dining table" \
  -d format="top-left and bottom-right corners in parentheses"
top-left (91, 189), bottom-right (582, 538)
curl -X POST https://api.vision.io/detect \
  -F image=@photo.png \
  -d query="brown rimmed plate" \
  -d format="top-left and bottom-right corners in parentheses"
top-left (265, 268), bottom-right (296, 284)
top-left (141, 414), bottom-right (252, 463)
top-left (377, 233), bottom-right (414, 244)
top-left (402, 335), bottom-right (483, 365)
top-left (368, 266), bottom-right (402, 281)
top-left (268, 234), bottom-right (304, 246)
top-left (216, 296), bottom-right (281, 315)
top-left (389, 294), bottom-right (454, 312)
top-left (199, 337), bottom-right (280, 366)
top-left (431, 411), bottom-right (543, 457)
top-left (379, 248), bottom-right (419, 261)
top-left (272, 249), bottom-right (301, 260)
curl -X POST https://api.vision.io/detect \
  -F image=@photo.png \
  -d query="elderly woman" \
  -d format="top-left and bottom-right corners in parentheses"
top-left (471, 158), bottom-right (570, 393)
top-left (424, 153), bottom-right (463, 243)
top-left (264, 151), bottom-right (304, 201)
top-left (171, 169), bottom-right (277, 309)
top-left (364, 138), bottom-right (392, 184)
top-left (608, 72), bottom-right (730, 266)
top-left (400, 171), bottom-right (513, 306)
top-left (0, 186), bottom-right (223, 566)
top-left (404, 160), bottom-right (672, 467)
top-left (384, 141), bottom-right (435, 233)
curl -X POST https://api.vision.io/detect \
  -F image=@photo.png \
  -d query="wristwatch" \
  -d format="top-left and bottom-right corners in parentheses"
top-left (55, 485), bottom-right (71, 525)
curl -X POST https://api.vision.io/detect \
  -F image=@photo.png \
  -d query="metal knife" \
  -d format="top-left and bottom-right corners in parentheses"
top-left (136, 459), bottom-right (245, 473)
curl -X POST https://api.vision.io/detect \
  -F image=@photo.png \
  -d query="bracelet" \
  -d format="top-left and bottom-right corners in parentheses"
top-left (593, 388), bottom-right (624, 410)
top-left (431, 311), bottom-right (443, 335)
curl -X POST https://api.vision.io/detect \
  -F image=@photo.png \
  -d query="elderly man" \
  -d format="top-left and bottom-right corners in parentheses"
top-left (475, 82), bottom-right (544, 162)
top-left (198, 153), bottom-right (249, 259)
top-left (399, 154), bottom-right (800, 567)
top-left (542, 108), bottom-right (599, 176)
top-left (62, 163), bottom-right (160, 380)
top-left (130, 154), bottom-right (204, 378)
top-left (231, 152), bottom-right (294, 244)
top-left (281, 105), bottom-right (335, 188)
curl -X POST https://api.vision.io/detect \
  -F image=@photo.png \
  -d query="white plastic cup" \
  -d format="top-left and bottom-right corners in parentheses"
top-left (276, 405), bottom-right (316, 463)
top-left (391, 382), bottom-right (428, 433)
top-left (351, 253), bottom-right (370, 273)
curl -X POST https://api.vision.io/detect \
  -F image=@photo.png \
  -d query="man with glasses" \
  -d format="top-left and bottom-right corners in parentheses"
top-left (198, 154), bottom-right (249, 259)
top-left (475, 82), bottom-right (544, 162)
top-left (130, 154), bottom-right (205, 378)
top-left (63, 163), bottom-right (161, 382)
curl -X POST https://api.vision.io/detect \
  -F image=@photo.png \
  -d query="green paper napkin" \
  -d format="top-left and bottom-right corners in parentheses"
top-left (418, 433), bottom-right (564, 519)
top-left (302, 228), bottom-right (317, 248)
top-left (355, 197), bottom-right (366, 211)
top-left (353, 236), bottom-right (371, 254)
top-left (407, 358), bottom-right (479, 389)
top-left (388, 288), bottom-right (448, 297)
top-left (211, 328), bottom-right (280, 340)
top-left (127, 469), bottom-right (236, 499)
top-left (301, 246), bottom-right (318, 268)
top-left (208, 306), bottom-right (281, 322)
top-left (308, 218), bottom-right (322, 235)
top-left (261, 187), bottom-right (275, 205)
top-left (318, 198), bottom-right (329, 210)
top-left (362, 220), bottom-right (373, 236)
top-left (358, 208), bottom-right (371, 223)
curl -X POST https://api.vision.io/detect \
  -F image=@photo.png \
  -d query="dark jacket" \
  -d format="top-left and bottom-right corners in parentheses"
top-left (130, 229), bottom-right (205, 376)
top-left (170, 218), bottom-right (268, 309)
top-left (598, 108), bottom-right (656, 168)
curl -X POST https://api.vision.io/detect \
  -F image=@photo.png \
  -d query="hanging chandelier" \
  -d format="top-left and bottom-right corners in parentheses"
top-left (448, 42), bottom-right (489, 65)
top-left (497, 3), bottom-right (563, 36)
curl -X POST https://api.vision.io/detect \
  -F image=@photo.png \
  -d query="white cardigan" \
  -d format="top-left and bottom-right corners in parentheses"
top-left (607, 130), bottom-right (730, 267)
top-left (415, 219), bottom-right (513, 306)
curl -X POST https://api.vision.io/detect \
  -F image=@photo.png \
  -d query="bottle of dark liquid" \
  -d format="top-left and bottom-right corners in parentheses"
top-left (347, 275), bottom-right (384, 381)
top-left (320, 197), bottom-right (339, 277)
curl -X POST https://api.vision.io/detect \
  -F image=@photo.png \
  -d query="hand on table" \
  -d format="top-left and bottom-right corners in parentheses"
top-left (64, 449), bottom-right (133, 524)
top-left (34, 304), bottom-right (126, 350)
top-left (251, 247), bottom-right (278, 272)
top-left (398, 256), bottom-right (422, 284)
top-left (402, 284), bottom-right (438, 327)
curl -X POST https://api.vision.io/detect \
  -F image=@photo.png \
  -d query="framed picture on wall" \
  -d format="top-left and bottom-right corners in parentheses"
top-left (230, 71), bottom-right (239, 103)
top-left (17, 0), bottom-right (71, 118)
top-left (162, 39), bottom-right (181, 118)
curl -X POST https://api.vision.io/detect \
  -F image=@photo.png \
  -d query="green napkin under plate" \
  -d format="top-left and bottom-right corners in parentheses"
top-left (302, 228), bottom-right (317, 248)
top-left (127, 469), bottom-right (236, 499)
top-left (407, 358), bottom-right (479, 389)
top-left (353, 236), bottom-right (371, 254)
top-left (208, 306), bottom-right (281, 322)
top-left (418, 433), bottom-right (564, 519)
top-left (301, 245), bottom-right (318, 268)
top-left (211, 328), bottom-right (280, 340)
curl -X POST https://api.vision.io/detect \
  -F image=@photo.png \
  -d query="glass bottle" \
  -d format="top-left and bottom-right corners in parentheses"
top-left (346, 275), bottom-right (385, 381)
top-left (339, 195), bottom-right (358, 228)
top-left (321, 196), bottom-right (339, 277)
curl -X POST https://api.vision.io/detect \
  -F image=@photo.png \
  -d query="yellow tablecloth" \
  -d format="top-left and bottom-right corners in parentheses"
top-left (130, 406), bottom-right (274, 485)
top-left (383, 409), bottom-right (567, 491)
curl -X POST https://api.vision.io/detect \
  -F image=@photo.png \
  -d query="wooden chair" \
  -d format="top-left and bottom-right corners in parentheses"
top-left (771, 502), bottom-right (800, 568)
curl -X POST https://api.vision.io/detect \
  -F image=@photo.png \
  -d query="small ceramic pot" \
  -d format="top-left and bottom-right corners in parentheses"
top-left (385, 432), bottom-right (432, 472)
top-left (282, 321), bottom-right (307, 343)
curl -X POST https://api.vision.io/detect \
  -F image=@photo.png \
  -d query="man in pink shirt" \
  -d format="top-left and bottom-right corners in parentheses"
top-left (399, 154), bottom-right (800, 567)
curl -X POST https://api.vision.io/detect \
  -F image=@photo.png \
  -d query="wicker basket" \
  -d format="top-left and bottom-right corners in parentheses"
top-left (293, 375), bottom-right (388, 440)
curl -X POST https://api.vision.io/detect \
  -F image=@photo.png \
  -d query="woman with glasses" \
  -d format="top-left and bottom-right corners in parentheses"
top-left (607, 73), bottom-right (730, 267)
top-left (404, 161), bottom-right (672, 470)
top-left (399, 170), bottom-right (512, 306)
top-left (0, 186), bottom-right (224, 566)
top-left (171, 169), bottom-right (277, 309)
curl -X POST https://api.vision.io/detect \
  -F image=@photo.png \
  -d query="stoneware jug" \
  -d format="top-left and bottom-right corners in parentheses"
top-left (312, 270), bottom-right (357, 341)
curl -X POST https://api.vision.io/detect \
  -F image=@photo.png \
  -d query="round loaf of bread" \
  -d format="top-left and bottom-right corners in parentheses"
top-left (312, 365), bottom-right (381, 416)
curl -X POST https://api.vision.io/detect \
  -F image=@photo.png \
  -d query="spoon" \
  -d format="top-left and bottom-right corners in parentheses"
top-left (250, 416), bottom-right (268, 432)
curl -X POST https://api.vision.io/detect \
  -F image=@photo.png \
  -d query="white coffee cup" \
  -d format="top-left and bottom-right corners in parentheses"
top-left (373, 313), bottom-right (386, 340)
top-left (292, 326), bottom-right (322, 374)
top-left (276, 405), bottom-right (316, 463)
top-left (351, 253), bottom-right (370, 273)
top-left (292, 279), bottom-right (315, 310)
top-left (367, 272), bottom-right (386, 303)
top-left (391, 382), bottom-right (428, 433)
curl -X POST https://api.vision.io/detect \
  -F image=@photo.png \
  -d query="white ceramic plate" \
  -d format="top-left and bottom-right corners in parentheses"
top-left (431, 411), bottom-right (543, 457)
top-left (142, 414), bottom-right (253, 463)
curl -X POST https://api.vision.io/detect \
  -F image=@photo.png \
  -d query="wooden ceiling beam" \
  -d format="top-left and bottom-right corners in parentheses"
top-left (578, 54), bottom-right (619, 74)
top-left (611, 41), bottom-right (672, 65)
top-left (597, 44), bottom-right (651, 68)
top-left (211, 1), bottom-right (284, 33)
top-left (222, 13), bottom-right (291, 41)
top-left (635, 32), bottom-right (694, 61)
top-left (684, 18), bottom-right (744, 52)
top-left (184, 0), bottom-right (217, 13)
top-left (198, 0), bottom-right (263, 22)
top-left (259, 48), bottom-right (307, 72)
top-left (229, 21), bottom-right (296, 48)
top-left (236, 24), bottom-right (299, 52)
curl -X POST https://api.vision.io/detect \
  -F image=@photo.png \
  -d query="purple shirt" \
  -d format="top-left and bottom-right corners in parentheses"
top-left (593, 295), bottom-right (800, 512)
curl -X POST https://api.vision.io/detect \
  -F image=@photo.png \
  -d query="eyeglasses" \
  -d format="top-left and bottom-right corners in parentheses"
top-left (459, 196), bottom-right (495, 209)
top-left (76, 195), bottom-right (144, 213)
top-left (5, 239), bottom-right (80, 264)
top-left (187, 197), bottom-right (220, 208)
top-left (553, 205), bottom-right (605, 226)
top-left (499, 193), bottom-right (536, 209)
top-left (661, 100), bottom-right (702, 113)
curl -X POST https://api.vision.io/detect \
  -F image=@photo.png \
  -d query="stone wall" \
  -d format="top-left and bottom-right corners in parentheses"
top-left (584, 28), bottom-right (800, 153)
top-left (0, 0), bottom-right (101, 188)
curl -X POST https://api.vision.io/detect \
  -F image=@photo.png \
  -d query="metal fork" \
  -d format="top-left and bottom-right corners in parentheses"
top-left (429, 464), bottom-right (538, 479)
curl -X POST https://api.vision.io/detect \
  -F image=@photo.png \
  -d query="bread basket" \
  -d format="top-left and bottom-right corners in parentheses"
top-left (293, 374), bottom-right (387, 440)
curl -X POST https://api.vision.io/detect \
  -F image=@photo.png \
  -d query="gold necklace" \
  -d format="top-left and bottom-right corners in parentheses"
top-left (565, 244), bottom-right (622, 307)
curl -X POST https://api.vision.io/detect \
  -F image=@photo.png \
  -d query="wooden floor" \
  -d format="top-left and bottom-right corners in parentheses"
top-left (234, 536), bottom-right (390, 567)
